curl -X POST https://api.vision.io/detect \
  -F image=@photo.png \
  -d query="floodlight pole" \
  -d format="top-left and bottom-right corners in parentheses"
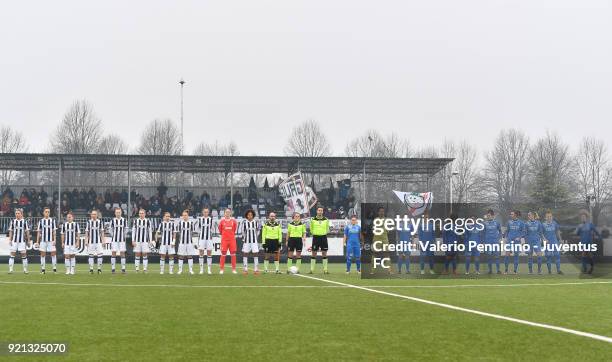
top-left (179, 78), bottom-right (185, 154)
top-left (449, 170), bottom-right (458, 214)
top-left (230, 161), bottom-right (234, 211)
top-left (127, 159), bottom-right (131, 225)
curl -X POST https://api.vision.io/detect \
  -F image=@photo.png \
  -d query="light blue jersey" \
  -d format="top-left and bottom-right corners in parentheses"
top-left (344, 224), bottom-right (361, 245)
top-left (525, 220), bottom-right (544, 246)
top-left (506, 219), bottom-right (525, 243)
top-left (542, 220), bottom-right (560, 244)
top-left (483, 219), bottom-right (502, 244)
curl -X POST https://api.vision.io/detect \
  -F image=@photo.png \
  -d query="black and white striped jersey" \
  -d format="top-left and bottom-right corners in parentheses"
top-left (197, 216), bottom-right (214, 240)
top-left (110, 217), bottom-right (127, 242)
top-left (86, 219), bottom-right (104, 244)
top-left (37, 217), bottom-right (57, 242)
top-left (132, 218), bottom-right (153, 243)
top-left (61, 222), bottom-right (80, 246)
top-left (177, 219), bottom-right (196, 244)
top-left (240, 219), bottom-right (260, 243)
top-left (9, 218), bottom-right (29, 243)
top-left (156, 221), bottom-right (176, 245)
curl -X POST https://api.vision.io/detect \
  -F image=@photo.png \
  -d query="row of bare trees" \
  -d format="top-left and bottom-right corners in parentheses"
top-left (1, 102), bottom-right (611, 222)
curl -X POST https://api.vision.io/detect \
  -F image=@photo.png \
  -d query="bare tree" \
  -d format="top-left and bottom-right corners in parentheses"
top-left (344, 130), bottom-right (411, 158)
top-left (98, 134), bottom-right (129, 187)
top-left (51, 100), bottom-right (103, 154)
top-left (98, 134), bottom-right (128, 155)
top-left (483, 129), bottom-right (530, 211)
top-left (193, 141), bottom-right (242, 190)
top-left (527, 131), bottom-right (572, 205)
top-left (575, 137), bottom-right (612, 224)
top-left (136, 119), bottom-right (182, 186)
top-left (441, 140), bottom-right (479, 204)
top-left (0, 126), bottom-right (28, 187)
top-left (137, 119), bottom-right (182, 156)
top-left (344, 130), bottom-right (412, 203)
top-left (284, 120), bottom-right (332, 157)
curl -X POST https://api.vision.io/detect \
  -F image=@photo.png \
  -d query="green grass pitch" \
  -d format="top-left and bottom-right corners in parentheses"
top-left (1, 263), bottom-right (611, 361)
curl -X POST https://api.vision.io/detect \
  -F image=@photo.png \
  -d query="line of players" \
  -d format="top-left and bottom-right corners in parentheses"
top-left (390, 209), bottom-right (601, 276)
top-left (6, 206), bottom-right (334, 275)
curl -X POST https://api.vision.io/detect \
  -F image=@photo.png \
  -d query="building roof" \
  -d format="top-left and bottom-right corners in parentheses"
top-left (0, 153), bottom-right (452, 177)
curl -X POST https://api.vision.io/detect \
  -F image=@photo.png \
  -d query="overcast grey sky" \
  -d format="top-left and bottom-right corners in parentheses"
top-left (1, 0), bottom-right (610, 155)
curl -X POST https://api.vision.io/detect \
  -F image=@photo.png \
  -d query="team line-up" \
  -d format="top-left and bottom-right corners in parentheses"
top-left (5, 206), bottom-right (602, 276)
top-left (370, 208), bottom-right (601, 276)
top-left (5, 206), bottom-right (337, 276)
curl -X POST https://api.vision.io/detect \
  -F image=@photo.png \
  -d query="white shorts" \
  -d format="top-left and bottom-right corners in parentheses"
top-left (178, 243), bottom-right (195, 256)
top-left (87, 243), bottom-right (103, 255)
top-left (39, 241), bottom-right (56, 253)
top-left (159, 244), bottom-right (175, 255)
top-left (112, 242), bottom-right (127, 253)
top-left (64, 245), bottom-right (78, 255)
top-left (133, 242), bottom-right (150, 254)
top-left (242, 242), bottom-right (259, 254)
top-left (9, 242), bottom-right (27, 253)
top-left (198, 239), bottom-right (214, 251)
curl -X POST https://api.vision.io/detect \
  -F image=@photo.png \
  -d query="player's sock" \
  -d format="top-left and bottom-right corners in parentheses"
top-left (121, 257), bottom-right (126, 271)
top-left (287, 257), bottom-right (293, 271)
top-left (207, 256), bottom-right (212, 270)
top-left (537, 256), bottom-right (542, 272)
top-left (404, 257), bottom-right (409, 272)
top-left (169, 258), bottom-right (174, 272)
top-left (22, 257), bottom-right (28, 272)
top-left (310, 258), bottom-right (316, 272)
top-left (475, 259), bottom-right (480, 272)
top-left (322, 257), bottom-right (328, 272)
top-left (451, 259), bottom-right (457, 272)
top-left (188, 258), bottom-right (193, 271)
top-left (419, 255), bottom-right (425, 271)
top-left (495, 257), bottom-right (500, 273)
top-left (581, 256), bottom-right (588, 271)
top-left (465, 256), bottom-right (471, 273)
top-left (135, 257), bottom-right (140, 271)
top-left (513, 255), bottom-right (519, 273)
top-left (528, 256), bottom-right (533, 273)
top-left (143, 256), bottom-right (148, 271)
top-left (555, 255), bottom-right (561, 272)
top-left (253, 257), bottom-right (259, 271)
top-left (296, 258), bottom-right (301, 271)
top-left (111, 257), bottom-right (116, 271)
top-left (589, 256), bottom-right (594, 270)
top-left (504, 256), bottom-right (509, 272)
top-left (219, 255), bottom-right (226, 271)
top-left (428, 256), bottom-right (434, 270)
top-left (88, 256), bottom-right (94, 270)
top-left (546, 256), bottom-right (552, 273)
top-left (444, 258), bottom-right (449, 272)
top-left (178, 259), bottom-right (184, 272)
top-left (40, 255), bottom-right (46, 271)
top-left (160, 258), bottom-right (165, 271)
top-left (200, 256), bottom-right (205, 272)
top-left (97, 256), bottom-right (102, 270)
top-left (274, 260), bottom-right (280, 272)
top-left (51, 255), bottom-right (57, 270)
top-left (9, 256), bottom-right (14, 271)
top-left (65, 257), bottom-right (70, 270)
top-left (264, 260), bottom-right (269, 272)
top-left (395, 258), bottom-right (401, 273)
top-left (348, 257), bottom-right (353, 272)
top-left (356, 258), bottom-right (361, 271)
top-left (230, 254), bottom-right (236, 270)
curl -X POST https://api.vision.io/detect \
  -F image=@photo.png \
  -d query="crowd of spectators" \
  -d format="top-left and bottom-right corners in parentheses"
top-left (1, 182), bottom-right (355, 219)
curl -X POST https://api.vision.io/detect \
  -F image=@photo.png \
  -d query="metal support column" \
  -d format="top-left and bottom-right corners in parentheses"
top-left (230, 160), bottom-right (234, 211)
top-left (127, 159), bottom-right (131, 224)
top-left (57, 158), bottom-right (62, 222)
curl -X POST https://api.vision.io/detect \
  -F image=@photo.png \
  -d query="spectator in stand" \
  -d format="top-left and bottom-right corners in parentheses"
top-left (157, 182), bottom-right (168, 197)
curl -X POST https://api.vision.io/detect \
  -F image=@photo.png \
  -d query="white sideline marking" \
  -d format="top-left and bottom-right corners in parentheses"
top-left (296, 274), bottom-right (612, 344)
top-left (0, 280), bottom-right (610, 289)
top-left (370, 281), bottom-right (612, 288)
top-left (0, 281), bottom-right (342, 288)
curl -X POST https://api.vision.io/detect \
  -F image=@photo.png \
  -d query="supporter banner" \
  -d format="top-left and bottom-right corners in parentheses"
top-left (278, 173), bottom-right (317, 217)
top-left (392, 191), bottom-right (433, 217)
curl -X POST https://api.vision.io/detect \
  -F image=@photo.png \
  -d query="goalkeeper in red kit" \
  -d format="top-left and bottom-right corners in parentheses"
top-left (218, 208), bottom-right (238, 274)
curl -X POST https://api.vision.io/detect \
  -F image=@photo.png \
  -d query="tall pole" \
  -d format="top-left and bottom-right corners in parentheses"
top-left (179, 78), bottom-right (185, 200)
top-left (127, 159), bottom-right (131, 225)
top-left (57, 159), bottom-right (62, 222)
top-left (179, 78), bottom-right (185, 154)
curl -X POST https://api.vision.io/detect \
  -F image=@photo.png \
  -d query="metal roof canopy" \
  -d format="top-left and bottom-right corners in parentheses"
top-left (0, 153), bottom-right (452, 176)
